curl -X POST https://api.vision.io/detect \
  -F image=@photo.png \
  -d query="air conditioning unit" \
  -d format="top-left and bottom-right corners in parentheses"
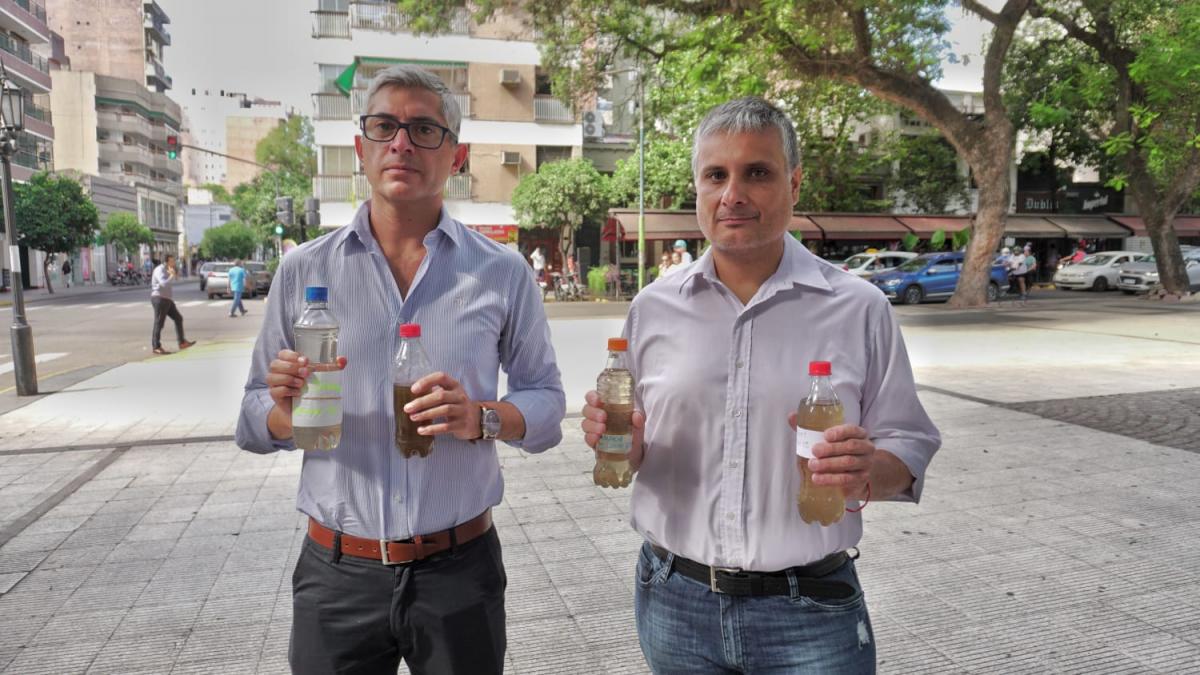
top-left (499, 69), bottom-right (521, 86)
top-left (582, 110), bottom-right (606, 141)
top-left (501, 151), bottom-right (521, 165)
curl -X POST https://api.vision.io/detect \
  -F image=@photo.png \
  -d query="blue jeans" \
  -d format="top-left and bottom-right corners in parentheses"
top-left (635, 543), bottom-right (875, 674)
top-left (230, 288), bottom-right (245, 316)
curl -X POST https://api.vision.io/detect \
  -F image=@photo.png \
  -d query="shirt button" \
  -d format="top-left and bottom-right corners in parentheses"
top-left (735, 360), bottom-right (744, 369)
top-left (393, 494), bottom-right (403, 504)
top-left (726, 513), bottom-right (735, 521)
top-left (733, 410), bottom-right (742, 418)
top-left (729, 460), bottom-right (739, 468)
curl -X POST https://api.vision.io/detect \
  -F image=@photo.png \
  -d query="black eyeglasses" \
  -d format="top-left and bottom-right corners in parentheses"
top-left (359, 115), bottom-right (456, 149)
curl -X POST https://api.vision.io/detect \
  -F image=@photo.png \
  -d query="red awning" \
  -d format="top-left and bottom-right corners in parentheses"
top-left (895, 216), bottom-right (971, 236)
top-left (807, 215), bottom-right (910, 239)
top-left (1111, 216), bottom-right (1200, 237)
top-left (601, 218), bottom-right (625, 242)
top-left (790, 215), bottom-right (822, 239)
top-left (610, 210), bottom-right (701, 241)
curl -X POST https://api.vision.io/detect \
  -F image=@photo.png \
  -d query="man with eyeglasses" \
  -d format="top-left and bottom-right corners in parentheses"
top-left (236, 64), bottom-right (565, 674)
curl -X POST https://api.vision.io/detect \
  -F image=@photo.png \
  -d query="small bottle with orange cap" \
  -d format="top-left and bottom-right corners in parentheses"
top-left (594, 337), bottom-right (635, 488)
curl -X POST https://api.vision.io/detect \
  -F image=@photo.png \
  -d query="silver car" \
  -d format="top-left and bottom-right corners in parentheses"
top-left (840, 251), bottom-right (918, 278)
top-left (1117, 247), bottom-right (1200, 294)
top-left (1053, 251), bottom-right (1147, 292)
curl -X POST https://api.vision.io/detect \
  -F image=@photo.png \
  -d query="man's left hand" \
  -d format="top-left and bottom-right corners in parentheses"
top-left (789, 417), bottom-right (874, 501)
top-left (405, 371), bottom-right (481, 440)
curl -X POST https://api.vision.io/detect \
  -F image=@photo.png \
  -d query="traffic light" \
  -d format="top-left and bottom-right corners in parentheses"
top-left (302, 198), bottom-right (320, 243)
top-left (275, 196), bottom-right (294, 227)
top-left (166, 135), bottom-right (179, 160)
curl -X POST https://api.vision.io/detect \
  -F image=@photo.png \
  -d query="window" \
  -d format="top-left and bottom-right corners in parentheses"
top-left (536, 146), bottom-right (572, 169)
top-left (318, 64), bottom-right (346, 93)
top-left (318, 0), bottom-right (347, 10)
top-left (322, 146), bottom-right (357, 175)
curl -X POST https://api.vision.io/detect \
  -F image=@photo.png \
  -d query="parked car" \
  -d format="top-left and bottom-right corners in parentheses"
top-left (245, 261), bottom-right (272, 294)
top-left (198, 262), bottom-right (217, 292)
top-left (870, 252), bottom-right (1010, 304)
top-left (1117, 247), bottom-right (1200, 294)
top-left (204, 263), bottom-right (234, 299)
top-left (841, 251), bottom-right (919, 278)
top-left (1053, 250), bottom-right (1148, 292)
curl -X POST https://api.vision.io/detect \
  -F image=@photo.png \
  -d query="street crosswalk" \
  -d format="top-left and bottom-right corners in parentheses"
top-left (0, 351), bottom-right (68, 375)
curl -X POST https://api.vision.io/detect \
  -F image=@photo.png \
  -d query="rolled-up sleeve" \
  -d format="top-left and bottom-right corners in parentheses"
top-left (498, 263), bottom-right (565, 453)
top-left (235, 257), bottom-right (299, 454)
top-left (861, 295), bottom-right (941, 502)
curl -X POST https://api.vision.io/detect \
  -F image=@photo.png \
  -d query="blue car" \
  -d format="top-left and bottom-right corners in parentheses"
top-left (869, 252), bottom-right (1010, 304)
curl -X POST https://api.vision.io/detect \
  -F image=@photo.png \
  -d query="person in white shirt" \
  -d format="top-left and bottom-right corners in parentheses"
top-left (529, 246), bottom-right (546, 283)
top-left (673, 239), bottom-right (694, 265)
top-left (580, 97), bottom-right (941, 673)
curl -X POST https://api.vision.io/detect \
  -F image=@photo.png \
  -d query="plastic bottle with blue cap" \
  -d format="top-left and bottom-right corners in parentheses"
top-left (292, 286), bottom-right (342, 450)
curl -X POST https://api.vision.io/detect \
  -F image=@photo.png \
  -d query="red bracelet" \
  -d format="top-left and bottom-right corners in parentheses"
top-left (845, 482), bottom-right (871, 513)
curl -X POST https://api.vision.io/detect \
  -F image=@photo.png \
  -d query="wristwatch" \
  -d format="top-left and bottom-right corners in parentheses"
top-left (479, 405), bottom-right (501, 441)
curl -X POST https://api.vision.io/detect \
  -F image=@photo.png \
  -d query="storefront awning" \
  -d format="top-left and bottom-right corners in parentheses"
top-left (1045, 216), bottom-right (1131, 238)
top-left (790, 215), bottom-right (822, 239)
top-left (895, 216), bottom-right (971, 236)
top-left (1004, 216), bottom-right (1066, 237)
top-left (807, 215), bottom-right (909, 239)
top-left (610, 209), bottom-right (701, 241)
top-left (1109, 216), bottom-right (1200, 237)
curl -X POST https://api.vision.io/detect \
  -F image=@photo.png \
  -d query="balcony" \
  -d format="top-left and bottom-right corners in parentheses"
top-left (145, 57), bottom-right (172, 91)
top-left (11, 0), bottom-right (47, 23)
top-left (534, 95), bottom-right (573, 123)
top-left (349, 1), bottom-right (469, 34)
top-left (98, 141), bottom-right (153, 168)
top-left (313, 92), bottom-right (351, 120)
top-left (98, 111), bottom-right (152, 137)
top-left (144, 14), bottom-right (171, 46)
top-left (0, 32), bottom-right (48, 74)
top-left (316, 173), bottom-right (471, 202)
top-left (349, 89), bottom-right (469, 118)
top-left (311, 10), bottom-right (350, 38)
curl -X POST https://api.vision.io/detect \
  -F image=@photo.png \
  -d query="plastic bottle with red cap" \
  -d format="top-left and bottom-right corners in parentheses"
top-left (795, 360), bottom-right (846, 525)
top-left (393, 323), bottom-right (435, 458)
top-left (595, 337), bottom-right (635, 488)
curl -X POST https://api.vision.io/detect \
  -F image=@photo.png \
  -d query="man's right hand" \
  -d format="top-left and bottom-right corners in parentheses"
top-left (581, 390), bottom-right (647, 471)
top-left (266, 349), bottom-right (347, 440)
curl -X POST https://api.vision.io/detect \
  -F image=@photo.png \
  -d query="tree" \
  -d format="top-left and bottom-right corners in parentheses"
top-left (233, 114), bottom-right (319, 248)
top-left (98, 212), bottom-right (153, 261)
top-left (200, 183), bottom-right (232, 204)
top-left (0, 172), bottom-right (99, 294)
top-left (256, 115), bottom-right (317, 181)
top-left (510, 158), bottom-right (612, 261)
top-left (1014, 0), bottom-right (1200, 295)
top-left (609, 137), bottom-right (693, 209)
top-left (890, 134), bottom-right (972, 213)
top-left (199, 219), bottom-right (257, 260)
top-left (411, 0), bottom-right (1036, 307)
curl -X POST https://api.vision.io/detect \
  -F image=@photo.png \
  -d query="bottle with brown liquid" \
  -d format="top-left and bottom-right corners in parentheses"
top-left (393, 323), bottom-right (435, 458)
top-left (594, 338), bottom-right (634, 488)
top-left (795, 361), bottom-right (845, 525)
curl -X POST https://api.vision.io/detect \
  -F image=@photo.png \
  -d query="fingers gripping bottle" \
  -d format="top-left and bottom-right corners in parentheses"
top-left (393, 323), bottom-right (435, 458)
top-left (795, 361), bottom-right (845, 525)
top-left (594, 338), bottom-right (635, 488)
top-left (292, 286), bottom-right (342, 450)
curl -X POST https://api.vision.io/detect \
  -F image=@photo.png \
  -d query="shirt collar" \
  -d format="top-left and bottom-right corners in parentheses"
top-left (337, 202), bottom-right (463, 253)
top-left (674, 235), bottom-right (834, 298)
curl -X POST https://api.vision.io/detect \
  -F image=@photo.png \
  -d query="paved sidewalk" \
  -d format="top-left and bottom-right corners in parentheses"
top-left (1, 307), bottom-right (1199, 673)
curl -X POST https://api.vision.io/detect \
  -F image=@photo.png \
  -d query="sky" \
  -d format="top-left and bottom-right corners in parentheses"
top-left (158, 0), bottom-right (991, 116)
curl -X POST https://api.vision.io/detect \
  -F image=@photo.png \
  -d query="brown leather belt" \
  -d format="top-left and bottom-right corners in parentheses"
top-left (308, 509), bottom-right (493, 566)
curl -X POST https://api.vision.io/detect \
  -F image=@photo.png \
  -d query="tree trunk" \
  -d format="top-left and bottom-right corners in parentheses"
top-left (1127, 176), bottom-right (1190, 294)
top-left (948, 140), bottom-right (1013, 308)
top-left (43, 258), bottom-right (54, 294)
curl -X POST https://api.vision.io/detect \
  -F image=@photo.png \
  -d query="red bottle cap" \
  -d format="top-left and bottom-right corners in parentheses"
top-left (809, 361), bottom-right (831, 376)
top-left (607, 338), bottom-right (628, 352)
top-left (399, 323), bottom-right (421, 338)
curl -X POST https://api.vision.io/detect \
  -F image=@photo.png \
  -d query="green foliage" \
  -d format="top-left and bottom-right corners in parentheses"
top-left (255, 115), bottom-right (317, 180)
top-left (890, 134), bottom-right (971, 214)
top-left (901, 232), bottom-right (920, 252)
top-left (952, 227), bottom-right (971, 251)
top-left (230, 169), bottom-right (313, 246)
top-left (1, 171), bottom-right (99, 256)
top-left (929, 229), bottom-right (946, 251)
top-left (200, 183), bottom-right (232, 204)
top-left (587, 265), bottom-right (609, 296)
top-left (200, 220), bottom-right (257, 260)
top-left (98, 212), bottom-right (153, 259)
top-left (511, 158), bottom-right (612, 256)
top-left (609, 137), bottom-right (693, 209)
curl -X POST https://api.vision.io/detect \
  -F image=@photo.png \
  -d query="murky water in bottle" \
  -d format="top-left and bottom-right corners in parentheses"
top-left (797, 401), bottom-right (845, 525)
top-left (595, 366), bottom-right (634, 488)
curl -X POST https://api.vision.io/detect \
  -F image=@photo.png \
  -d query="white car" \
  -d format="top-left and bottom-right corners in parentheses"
top-left (1117, 247), bottom-right (1200, 294)
top-left (1053, 251), bottom-right (1147, 292)
top-left (841, 251), bottom-right (918, 278)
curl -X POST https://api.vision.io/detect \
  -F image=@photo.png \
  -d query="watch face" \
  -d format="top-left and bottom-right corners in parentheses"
top-left (483, 408), bottom-right (502, 437)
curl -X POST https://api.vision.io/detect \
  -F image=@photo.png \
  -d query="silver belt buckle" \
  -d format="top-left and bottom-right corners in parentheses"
top-left (379, 540), bottom-right (412, 566)
top-left (709, 566), bottom-right (741, 593)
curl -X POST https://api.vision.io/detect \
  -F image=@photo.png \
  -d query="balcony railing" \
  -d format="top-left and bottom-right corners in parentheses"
top-left (349, 89), bottom-right (470, 118)
top-left (316, 173), bottom-right (471, 202)
top-left (144, 15), bottom-right (171, 46)
top-left (312, 10), bottom-right (351, 38)
top-left (0, 33), bottom-right (48, 74)
top-left (444, 173), bottom-right (470, 199)
top-left (349, 2), bottom-right (469, 34)
top-left (24, 99), bottom-right (50, 124)
top-left (534, 95), bottom-right (573, 122)
top-left (313, 93), bottom-right (352, 120)
top-left (12, 0), bottom-right (47, 23)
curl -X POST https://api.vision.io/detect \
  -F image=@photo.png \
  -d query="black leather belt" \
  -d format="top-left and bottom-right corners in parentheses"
top-left (651, 545), bottom-right (856, 599)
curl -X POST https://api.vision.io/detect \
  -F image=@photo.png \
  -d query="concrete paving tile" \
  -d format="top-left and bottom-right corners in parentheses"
top-left (31, 609), bottom-right (126, 645)
top-left (2, 640), bottom-right (107, 674)
top-left (86, 634), bottom-right (190, 674)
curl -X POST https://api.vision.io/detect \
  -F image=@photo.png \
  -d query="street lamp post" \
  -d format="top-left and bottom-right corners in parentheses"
top-left (0, 71), bottom-right (36, 395)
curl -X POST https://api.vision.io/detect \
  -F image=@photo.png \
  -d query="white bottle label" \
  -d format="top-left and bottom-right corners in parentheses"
top-left (598, 433), bottom-right (632, 455)
top-left (293, 370), bottom-right (343, 428)
top-left (795, 428), bottom-right (826, 459)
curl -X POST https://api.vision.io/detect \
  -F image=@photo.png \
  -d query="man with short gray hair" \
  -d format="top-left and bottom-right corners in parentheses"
top-left (237, 64), bottom-right (565, 674)
top-left (580, 97), bottom-right (940, 672)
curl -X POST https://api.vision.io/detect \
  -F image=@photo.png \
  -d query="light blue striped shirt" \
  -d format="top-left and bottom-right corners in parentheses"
top-left (236, 203), bottom-right (565, 539)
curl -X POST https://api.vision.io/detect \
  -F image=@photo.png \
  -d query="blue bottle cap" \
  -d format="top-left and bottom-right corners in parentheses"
top-left (305, 286), bottom-right (328, 303)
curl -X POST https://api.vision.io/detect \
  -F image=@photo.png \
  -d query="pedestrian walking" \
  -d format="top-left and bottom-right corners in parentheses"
top-left (227, 259), bottom-right (248, 318)
top-left (150, 253), bottom-right (196, 355)
top-left (530, 245), bottom-right (546, 283)
top-left (580, 97), bottom-right (941, 673)
top-left (235, 64), bottom-right (565, 675)
top-left (61, 258), bottom-right (72, 288)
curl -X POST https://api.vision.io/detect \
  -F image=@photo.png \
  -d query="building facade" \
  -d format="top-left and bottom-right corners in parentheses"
top-left (44, 0), bottom-right (172, 92)
top-left (309, 0), bottom-right (582, 234)
top-left (177, 88), bottom-right (286, 190)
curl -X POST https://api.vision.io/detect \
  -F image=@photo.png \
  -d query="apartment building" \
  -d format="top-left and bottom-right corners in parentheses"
top-left (309, 0), bottom-right (583, 237)
top-left (45, 0), bottom-right (173, 93)
top-left (177, 88), bottom-right (286, 190)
